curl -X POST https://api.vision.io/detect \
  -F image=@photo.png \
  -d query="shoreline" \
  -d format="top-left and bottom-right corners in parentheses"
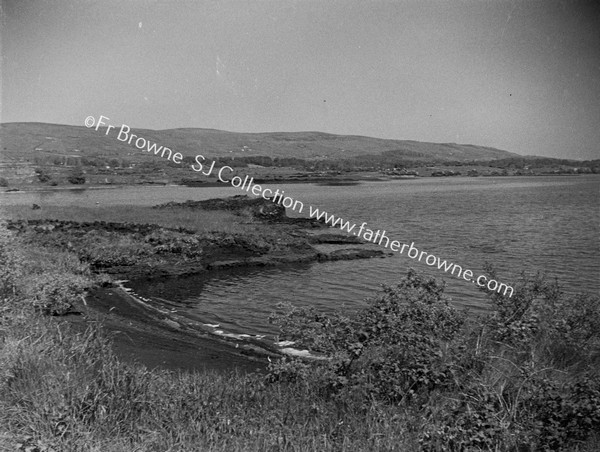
top-left (68, 285), bottom-right (272, 374)
top-left (5, 196), bottom-right (387, 372)
top-left (2, 172), bottom-right (596, 194)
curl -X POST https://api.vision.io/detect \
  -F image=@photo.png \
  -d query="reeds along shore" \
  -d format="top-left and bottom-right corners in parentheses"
top-left (1, 208), bottom-right (599, 451)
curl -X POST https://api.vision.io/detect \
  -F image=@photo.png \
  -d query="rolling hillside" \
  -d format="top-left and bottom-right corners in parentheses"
top-left (0, 122), bottom-right (519, 163)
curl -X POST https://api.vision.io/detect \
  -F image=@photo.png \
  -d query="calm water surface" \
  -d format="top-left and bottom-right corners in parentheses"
top-left (3, 176), bottom-right (599, 337)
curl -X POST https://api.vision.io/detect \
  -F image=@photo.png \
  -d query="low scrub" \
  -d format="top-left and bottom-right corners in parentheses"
top-left (269, 270), bottom-right (600, 451)
top-left (1, 224), bottom-right (103, 315)
top-left (9, 218), bottom-right (308, 274)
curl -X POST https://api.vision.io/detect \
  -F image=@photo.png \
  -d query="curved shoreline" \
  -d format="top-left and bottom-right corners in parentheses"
top-left (6, 195), bottom-right (387, 372)
top-left (70, 270), bottom-right (329, 373)
top-left (71, 285), bottom-right (271, 373)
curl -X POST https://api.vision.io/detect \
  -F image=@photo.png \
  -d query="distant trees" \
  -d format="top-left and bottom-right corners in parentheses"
top-left (67, 167), bottom-right (86, 184)
top-left (486, 157), bottom-right (600, 170)
top-left (35, 169), bottom-right (51, 183)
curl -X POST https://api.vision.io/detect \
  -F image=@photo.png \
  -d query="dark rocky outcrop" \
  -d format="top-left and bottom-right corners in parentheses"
top-left (6, 197), bottom-right (387, 281)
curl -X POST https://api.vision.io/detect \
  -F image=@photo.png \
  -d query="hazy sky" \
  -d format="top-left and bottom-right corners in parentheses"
top-left (1, 0), bottom-right (599, 159)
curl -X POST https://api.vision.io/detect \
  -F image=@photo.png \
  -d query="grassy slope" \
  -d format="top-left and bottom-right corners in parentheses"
top-left (0, 122), bottom-right (518, 162)
top-left (0, 211), bottom-right (420, 451)
top-left (0, 318), bottom-right (419, 451)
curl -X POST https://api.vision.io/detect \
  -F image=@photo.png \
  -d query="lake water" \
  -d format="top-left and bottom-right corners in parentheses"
top-left (3, 176), bottom-right (599, 338)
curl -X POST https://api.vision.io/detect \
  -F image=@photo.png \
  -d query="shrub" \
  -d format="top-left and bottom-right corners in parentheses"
top-left (537, 292), bottom-right (600, 371)
top-left (270, 269), bottom-right (600, 450)
top-left (144, 229), bottom-right (204, 257)
top-left (269, 270), bottom-right (466, 403)
top-left (523, 375), bottom-right (600, 450)
top-left (35, 169), bottom-right (51, 183)
top-left (67, 167), bottom-right (86, 185)
top-left (25, 272), bottom-right (90, 315)
top-left (1, 223), bottom-right (97, 315)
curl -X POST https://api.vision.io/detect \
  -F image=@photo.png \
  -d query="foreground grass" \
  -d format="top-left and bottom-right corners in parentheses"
top-left (1, 217), bottom-right (599, 451)
top-left (0, 220), bottom-right (419, 451)
top-left (0, 317), bottom-right (420, 452)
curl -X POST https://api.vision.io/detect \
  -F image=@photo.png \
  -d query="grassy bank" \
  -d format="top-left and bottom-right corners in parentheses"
top-left (1, 317), bottom-right (419, 451)
top-left (1, 197), bottom-right (319, 282)
top-left (0, 224), bottom-right (418, 451)
top-left (1, 212), bottom-right (599, 450)
top-left (1, 203), bottom-right (266, 235)
top-left (2, 196), bottom-right (383, 284)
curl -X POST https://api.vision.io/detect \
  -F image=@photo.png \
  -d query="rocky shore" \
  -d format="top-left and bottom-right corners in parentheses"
top-left (6, 202), bottom-right (386, 280)
top-left (6, 195), bottom-right (389, 371)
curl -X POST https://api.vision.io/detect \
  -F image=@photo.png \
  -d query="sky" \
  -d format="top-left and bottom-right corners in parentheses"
top-left (1, 0), bottom-right (599, 160)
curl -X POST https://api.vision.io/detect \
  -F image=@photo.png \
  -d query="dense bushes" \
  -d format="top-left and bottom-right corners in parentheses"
top-left (269, 271), bottom-right (465, 403)
top-left (67, 167), bottom-right (86, 184)
top-left (269, 269), bottom-right (600, 450)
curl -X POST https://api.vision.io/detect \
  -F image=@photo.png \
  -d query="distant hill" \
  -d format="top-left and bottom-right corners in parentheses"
top-left (0, 122), bottom-right (519, 163)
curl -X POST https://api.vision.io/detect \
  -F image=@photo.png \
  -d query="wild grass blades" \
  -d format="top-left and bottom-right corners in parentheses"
top-left (0, 318), bottom-right (418, 451)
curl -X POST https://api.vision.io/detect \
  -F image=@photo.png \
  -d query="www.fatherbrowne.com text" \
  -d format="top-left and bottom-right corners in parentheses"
top-left (85, 115), bottom-right (514, 297)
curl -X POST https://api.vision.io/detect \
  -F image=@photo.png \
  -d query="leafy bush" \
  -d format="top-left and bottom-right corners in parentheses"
top-left (35, 169), bottom-right (52, 183)
top-left (420, 389), bottom-right (507, 452)
top-left (537, 291), bottom-right (600, 371)
top-left (269, 269), bottom-right (600, 451)
top-left (270, 270), bottom-right (466, 403)
top-left (523, 375), bottom-right (600, 450)
top-left (67, 167), bottom-right (86, 184)
top-left (21, 246), bottom-right (95, 315)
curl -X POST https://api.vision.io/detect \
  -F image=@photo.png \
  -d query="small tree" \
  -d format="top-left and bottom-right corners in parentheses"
top-left (68, 167), bottom-right (86, 185)
top-left (35, 168), bottom-right (51, 183)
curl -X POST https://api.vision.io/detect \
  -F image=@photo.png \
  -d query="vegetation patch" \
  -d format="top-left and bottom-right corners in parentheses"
top-left (2, 196), bottom-right (598, 450)
top-left (3, 196), bottom-right (378, 281)
top-left (268, 270), bottom-right (600, 451)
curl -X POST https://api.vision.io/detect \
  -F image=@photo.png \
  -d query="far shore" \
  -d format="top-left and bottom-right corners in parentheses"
top-left (2, 171), bottom-right (596, 194)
